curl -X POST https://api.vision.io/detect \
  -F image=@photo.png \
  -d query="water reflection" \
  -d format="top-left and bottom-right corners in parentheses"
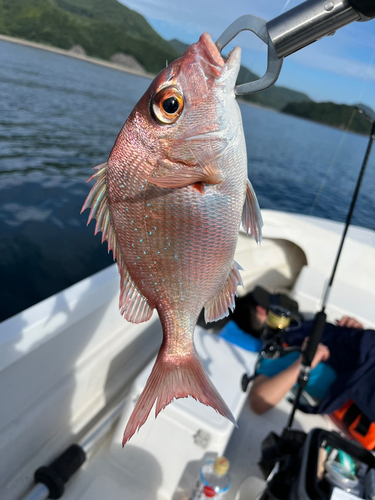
top-left (0, 39), bottom-right (374, 323)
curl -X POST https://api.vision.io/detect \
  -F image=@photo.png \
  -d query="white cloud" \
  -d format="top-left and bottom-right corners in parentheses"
top-left (290, 40), bottom-right (375, 83)
top-left (122, 0), bottom-right (297, 40)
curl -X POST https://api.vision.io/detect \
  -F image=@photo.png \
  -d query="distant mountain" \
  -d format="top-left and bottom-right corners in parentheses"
top-left (169, 38), bottom-right (311, 111)
top-left (0, 0), bottom-right (179, 74)
top-left (54, 0), bottom-right (174, 53)
top-left (357, 104), bottom-right (375, 121)
top-left (241, 84), bottom-right (312, 111)
top-left (169, 38), bottom-right (190, 57)
top-left (283, 101), bottom-right (373, 135)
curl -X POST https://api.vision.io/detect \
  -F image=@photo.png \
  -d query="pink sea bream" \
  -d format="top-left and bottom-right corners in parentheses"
top-left (82, 32), bottom-right (263, 445)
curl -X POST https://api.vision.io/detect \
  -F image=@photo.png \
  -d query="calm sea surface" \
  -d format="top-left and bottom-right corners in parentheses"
top-left (1, 40), bottom-right (374, 323)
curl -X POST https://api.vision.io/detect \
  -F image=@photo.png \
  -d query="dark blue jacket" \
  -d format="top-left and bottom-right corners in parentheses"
top-left (284, 321), bottom-right (375, 419)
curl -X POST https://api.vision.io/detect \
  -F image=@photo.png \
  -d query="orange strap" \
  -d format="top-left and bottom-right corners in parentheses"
top-left (332, 400), bottom-right (375, 450)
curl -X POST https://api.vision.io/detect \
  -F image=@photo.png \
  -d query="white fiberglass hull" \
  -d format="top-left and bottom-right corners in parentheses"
top-left (1, 209), bottom-right (374, 500)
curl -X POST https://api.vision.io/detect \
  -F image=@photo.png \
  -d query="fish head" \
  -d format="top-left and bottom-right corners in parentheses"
top-left (148, 31), bottom-right (241, 126)
top-left (113, 33), bottom-right (242, 168)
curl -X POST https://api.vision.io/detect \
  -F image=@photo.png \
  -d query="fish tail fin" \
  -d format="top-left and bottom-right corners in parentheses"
top-left (122, 346), bottom-right (236, 446)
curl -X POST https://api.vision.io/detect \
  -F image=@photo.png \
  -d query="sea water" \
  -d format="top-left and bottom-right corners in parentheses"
top-left (0, 39), bottom-right (374, 323)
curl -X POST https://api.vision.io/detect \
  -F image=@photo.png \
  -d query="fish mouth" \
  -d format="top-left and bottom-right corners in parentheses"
top-left (199, 32), bottom-right (241, 72)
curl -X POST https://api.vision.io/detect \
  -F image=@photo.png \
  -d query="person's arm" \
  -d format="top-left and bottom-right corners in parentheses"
top-left (249, 343), bottom-right (330, 415)
top-left (249, 358), bottom-right (302, 414)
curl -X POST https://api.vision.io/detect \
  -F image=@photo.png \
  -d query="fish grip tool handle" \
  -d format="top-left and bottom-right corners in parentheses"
top-left (216, 0), bottom-right (375, 95)
top-left (266, 0), bottom-right (362, 60)
top-left (348, 0), bottom-right (375, 18)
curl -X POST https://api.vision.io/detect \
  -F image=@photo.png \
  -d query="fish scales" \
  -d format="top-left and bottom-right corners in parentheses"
top-left (83, 32), bottom-right (263, 445)
top-left (108, 121), bottom-right (246, 311)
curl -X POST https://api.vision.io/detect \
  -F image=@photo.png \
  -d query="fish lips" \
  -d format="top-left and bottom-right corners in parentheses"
top-left (197, 32), bottom-right (241, 80)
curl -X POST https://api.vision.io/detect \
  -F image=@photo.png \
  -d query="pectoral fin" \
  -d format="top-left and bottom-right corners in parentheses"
top-left (144, 162), bottom-right (223, 189)
top-left (242, 178), bottom-right (263, 243)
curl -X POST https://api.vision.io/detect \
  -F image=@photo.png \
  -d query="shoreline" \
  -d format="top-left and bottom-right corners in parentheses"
top-left (0, 34), bottom-right (154, 80)
top-left (0, 34), bottom-right (271, 116)
top-left (0, 34), bottom-right (368, 137)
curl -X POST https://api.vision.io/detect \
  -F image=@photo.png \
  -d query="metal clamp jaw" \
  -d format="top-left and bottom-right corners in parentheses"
top-left (215, 15), bottom-right (283, 96)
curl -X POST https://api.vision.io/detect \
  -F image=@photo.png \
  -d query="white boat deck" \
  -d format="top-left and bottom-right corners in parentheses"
top-left (43, 327), bottom-right (337, 500)
top-left (60, 327), bottom-right (255, 500)
top-left (1, 210), bottom-right (375, 500)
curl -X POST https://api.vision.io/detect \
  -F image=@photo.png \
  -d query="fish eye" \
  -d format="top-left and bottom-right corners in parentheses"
top-left (163, 97), bottom-right (179, 114)
top-left (151, 87), bottom-right (184, 125)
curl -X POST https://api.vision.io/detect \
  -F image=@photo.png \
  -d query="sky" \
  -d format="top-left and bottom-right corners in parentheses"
top-left (120, 0), bottom-right (375, 111)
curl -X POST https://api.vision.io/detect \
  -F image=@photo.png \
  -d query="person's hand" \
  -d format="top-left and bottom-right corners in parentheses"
top-left (311, 343), bottom-right (330, 368)
top-left (302, 337), bottom-right (330, 369)
top-left (335, 316), bottom-right (364, 330)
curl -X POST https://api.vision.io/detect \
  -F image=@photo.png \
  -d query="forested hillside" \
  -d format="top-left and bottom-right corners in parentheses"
top-left (1, 0), bottom-right (373, 134)
top-left (0, 0), bottom-right (179, 73)
top-left (283, 101), bottom-right (372, 135)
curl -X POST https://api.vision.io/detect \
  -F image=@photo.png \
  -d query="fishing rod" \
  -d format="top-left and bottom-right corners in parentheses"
top-left (215, 0), bottom-right (375, 429)
top-left (216, 0), bottom-right (375, 95)
top-left (286, 108), bottom-right (375, 430)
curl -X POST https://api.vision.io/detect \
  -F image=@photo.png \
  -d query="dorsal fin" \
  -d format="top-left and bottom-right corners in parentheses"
top-left (82, 163), bottom-right (153, 324)
top-left (204, 261), bottom-right (244, 323)
top-left (81, 163), bottom-right (121, 257)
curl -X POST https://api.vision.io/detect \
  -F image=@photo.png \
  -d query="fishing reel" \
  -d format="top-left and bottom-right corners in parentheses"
top-left (260, 305), bottom-right (295, 359)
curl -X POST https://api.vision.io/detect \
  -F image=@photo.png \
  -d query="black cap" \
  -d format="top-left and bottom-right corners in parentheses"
top-left (251, 286), bottom-right (273, 309)
top-left (251, 286), bottom-right (300, 313)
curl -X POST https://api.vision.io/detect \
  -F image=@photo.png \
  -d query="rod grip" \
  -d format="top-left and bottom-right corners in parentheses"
top-left (302, 311), bottom-right (327, 367)
top-left (34, 444), bottom-right (86, 499)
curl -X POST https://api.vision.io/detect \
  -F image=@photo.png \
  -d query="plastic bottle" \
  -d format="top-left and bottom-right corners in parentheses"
top-left (190, 457), bottom-right (231, 499)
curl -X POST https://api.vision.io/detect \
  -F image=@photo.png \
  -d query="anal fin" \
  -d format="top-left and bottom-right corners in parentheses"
top-left (204, 261), bottom-right (243, 323)
top-left (122, 346), bottom-right (236, 446)
top-left (119, 266), bottom-right (153, 324)
top-left (242, 178), bottom-right (263, 243)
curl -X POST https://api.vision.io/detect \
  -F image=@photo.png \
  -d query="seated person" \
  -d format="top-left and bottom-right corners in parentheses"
top-left (250, 317), bottom-right (361, 415)
top-left (230, 287), bottom-right (375, 428)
